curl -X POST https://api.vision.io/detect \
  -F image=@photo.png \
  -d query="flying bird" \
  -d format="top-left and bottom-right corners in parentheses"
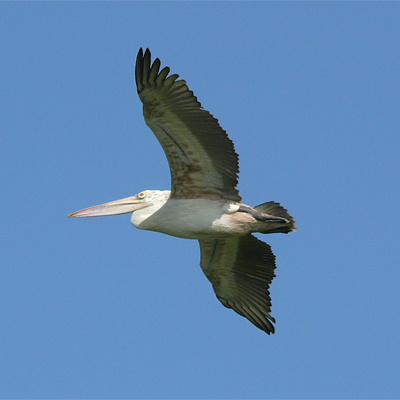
top-left (69, 48), bottom-right (296, 334)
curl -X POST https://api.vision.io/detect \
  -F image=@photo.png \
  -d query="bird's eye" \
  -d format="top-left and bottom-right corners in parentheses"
top-left (138, 191), bottom-right (146, 198)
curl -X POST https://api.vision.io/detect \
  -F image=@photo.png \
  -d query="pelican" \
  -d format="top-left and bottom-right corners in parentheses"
top-left (69, 48), bottom-right (296, 334)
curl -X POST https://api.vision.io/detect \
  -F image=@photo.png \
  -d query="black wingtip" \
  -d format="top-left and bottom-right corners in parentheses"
top-left (135, 48), bottom-right (144, 90)
top-left (135, 48), bottom-right (153, 89)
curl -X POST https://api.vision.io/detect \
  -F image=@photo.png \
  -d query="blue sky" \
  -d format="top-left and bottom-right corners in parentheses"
top-left (1, 2), bottom-right (400, 398)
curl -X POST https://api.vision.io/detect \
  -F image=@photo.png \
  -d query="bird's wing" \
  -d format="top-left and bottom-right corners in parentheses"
top-left (135, 48), bottom-right (241, 202)
top-left (199, 235), bottom-right (276, 334)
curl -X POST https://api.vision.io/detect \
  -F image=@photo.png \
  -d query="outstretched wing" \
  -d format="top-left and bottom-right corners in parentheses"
top-left (135, 48), bottom-right (241, 202)
top-left (199, 235), bottom-right (276, 334)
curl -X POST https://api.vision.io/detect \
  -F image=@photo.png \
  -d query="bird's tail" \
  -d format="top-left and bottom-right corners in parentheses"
top-left (254, 201), bottom-right (297, 234)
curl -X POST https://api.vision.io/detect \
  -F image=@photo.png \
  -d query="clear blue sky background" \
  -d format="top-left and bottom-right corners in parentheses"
top-left (1, 2), bottom-right (399, 398)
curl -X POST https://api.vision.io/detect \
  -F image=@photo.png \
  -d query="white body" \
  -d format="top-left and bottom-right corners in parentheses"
top-left (131, 193), bottom-right (243, 239)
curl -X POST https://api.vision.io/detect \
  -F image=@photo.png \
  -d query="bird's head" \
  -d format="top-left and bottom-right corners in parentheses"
top-left (68, 190), bottom-right (169, 219)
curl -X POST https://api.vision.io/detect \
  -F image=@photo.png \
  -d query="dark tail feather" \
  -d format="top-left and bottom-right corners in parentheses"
top-left (254, 201), bottom-right (297, 234)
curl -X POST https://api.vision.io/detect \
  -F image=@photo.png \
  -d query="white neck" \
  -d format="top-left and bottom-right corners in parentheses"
top-left (130, 190), bottom-right (170, 228)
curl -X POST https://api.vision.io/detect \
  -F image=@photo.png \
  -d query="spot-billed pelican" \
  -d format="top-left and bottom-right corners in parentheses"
top-left (69, 48), bottom-right (296, 334)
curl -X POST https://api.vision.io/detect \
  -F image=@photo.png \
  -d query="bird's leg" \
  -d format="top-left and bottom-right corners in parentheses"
top-left (238, 205), bottom-right (288, 223)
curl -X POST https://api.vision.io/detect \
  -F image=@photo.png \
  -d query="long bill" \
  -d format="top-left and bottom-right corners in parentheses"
top-left (68, 196), bottom-right (150, 218)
